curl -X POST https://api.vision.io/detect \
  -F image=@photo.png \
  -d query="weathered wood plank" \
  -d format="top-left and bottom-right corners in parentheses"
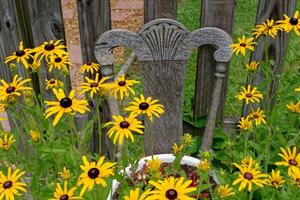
top-left (144, 0), bottom-right (177, 22)
top-left (243, 0), bottom-right (297, 115)
top-left (195, 0), bottom-right (236, 124)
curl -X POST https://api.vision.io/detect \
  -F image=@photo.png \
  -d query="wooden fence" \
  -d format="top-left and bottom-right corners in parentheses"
top-left (0, 0), bottom-right (297, 155)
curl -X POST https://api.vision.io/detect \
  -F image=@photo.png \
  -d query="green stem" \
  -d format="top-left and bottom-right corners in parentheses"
top-left (264, 125), bottom-right (272, 173)
top-left (196, 172), bottom-right (205, 199)
top-left (244, 132), bottom-right (249, 156)
top-left (207, 173), bottom-right (214, 200)
top-left (248, 190), bottom-right (253, 200)
top-left (145, 117), bottom-right (154, 157)
top-left (96, 96), bottom-right (102, 155)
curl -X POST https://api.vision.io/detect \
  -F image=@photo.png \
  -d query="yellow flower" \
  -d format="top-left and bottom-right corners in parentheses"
top-left (125, 95), bottom-right (164, 121)
top-left (29, 55), bottom-right (42, 72)
top-left (229, 36), bottom-right (256, 56)
top-left (0, 134), bottom-right (15, 151)
top-left (35, 40), bottom-right (67, 61)
top-left (266, 170), bottom-right (285, 189)
top-left (30, 130), bottom-right (40, 142)
top-left (124, 188), bottom-right (151, 200)
top-left (47, 54), bottom-right (71, 72)
top-left (289, 167), bottom-right (300, 188)
top-left (275, 146), bottom-right (300, 175)
top-left (78, 73), bottom-right (110, 98)
top-left (147, 157), bottom-right (162, 173)
top-left (0, 74), bottom-right (32, 102)
top-left (248, 107), bottom-right (266, 126)
top-left (148, 176), bottom-right (196, 200)
top-left (4, 41), bottom-right (32, 69)
top-left (253, 19), bottom-right (280, 38)
top-left (233, 159), bottom-right (268, 192)
top-left (45, 79), bottom-right (64, 90)
top-left (0, 167), bottom-right (27, 199)
top-left (183, 133), bottom-right (193, 145)
top-left (0, 104), bottom-right (7, 113)
top-left (44, 89), bottom-right (90, 126)
top-left (217, 184), bottom-right (235, 199)
top-left (172, 143), bottom-right (183, 155)
top-left (77, 156), bottom-right (116, 196)
top-left (198, 159), bottom-right (210, 172)
top-left (295, 87), bottom-right (300, 92)
top-left (49, 181), bottom-right (81, 200)
top-left (105, 115), bottom-right (144, 145)
top-left (80, 62), bottom-right (100, 74)
top-left (241, 156), bottom-right (260, 170)
top-left (286, 101), bottom-right (300, 113)
top-left (0, 118), bottom-right (7, 121)
top-left (235, 85), bottom-right (263, 104)
top-left (277, 11), bottom-right (300, 35)
top-left (109, 74), bottom-right (139, 100)
top-left (59, 167), bottom-right (71, 181)
top-left (246, 61), bottom-right (260, 72)
top-left (237, 117), bottom-right (252, 131)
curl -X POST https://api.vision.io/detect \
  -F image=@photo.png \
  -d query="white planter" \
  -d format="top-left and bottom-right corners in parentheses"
top-left (107, 154), bottom-right (218, 200)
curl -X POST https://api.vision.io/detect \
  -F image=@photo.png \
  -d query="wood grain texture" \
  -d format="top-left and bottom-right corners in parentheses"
top-left (144, 0), bottom-right (177, 23)
top-left (243, 0), bottom-right (297, 115)
top-left (195, 0), bottom-right (236, 124)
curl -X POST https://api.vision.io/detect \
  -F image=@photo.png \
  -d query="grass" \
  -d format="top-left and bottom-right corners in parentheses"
top-left (177, 0), bottom-right (300, 117)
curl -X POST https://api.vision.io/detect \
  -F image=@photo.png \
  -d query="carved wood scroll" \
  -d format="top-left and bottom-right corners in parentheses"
top-left (95, 18), bottom-right (233, 153)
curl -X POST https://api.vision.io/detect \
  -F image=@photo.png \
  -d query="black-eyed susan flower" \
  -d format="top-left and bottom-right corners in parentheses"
top-left (148, 176), bottom-right (196, 200)
top-left (45, 79), bottom-right (64, 90)
top-left (44, 89), bottom-right (90, 126)
top-left (78, 73), bottom-right (110, 98)
top-left (248, 107), bottom-right (266, 126)
top-left (246, 61), bottom-right (260, 72)
top-left (198, 159), bottom-right (210, 172)
top-left (235, 85), bottom-right (263, 104)
top-left (286, 101), bottom-right (300, 113)
top-left (289, 167), bottom-right (300, 188)
top-left (77, 156), bottom-right (116, 197)
top-left (4, 41), bottom-right (32, 69)
top-left (172, 143), bottom-right (183, 155)
top-left (0, 167), bottom-right (27, 199)
top-left (295, 87), bottom-right (300, 92)
top-left (0, 134), bottom-right (15, 151)
top-left (277, 11), bottom-right (300, 35)
top-left (229, 36), bottom-right (256, 56)
top-left (47, 54), bottom-right (71, 72)
top-left (232, 159), bottom-right (268, 191)
top-left (275, 146), bottom-right (300, 175)
top-left (266, 170), bottom-right (285, 189)
top-left (147, 157), bottom-right (162, 174)
top-left (80, 62), bottom-right (100, 74)
top-left (29, 130), bottom-right (40, 142)
top-left (124, 188), bottom-right (152, 200)
top-left (217, 184), bottom-right (235, 199)
top-left (237, 117), bottom-right (252, 131)
top-left (49, 181), bottom-right (81, 200)
top-left (109, 75), bottom-right (139, 100)
top-left (125, 95), bottom-right (164, 121)
top-left (59, 167), bottom-right (71, 181)
top-left (105, 115), bottom-right (144, 145)
top-left (241, 156), bottom-right (260, 170)
top-left (35, 40), bottom-right (67, 60)
top-left (28, 54), bottom-right (42, 72)
top-left (0, 75), bottom-right (32, 102)
top-left (253, 19), bottom-right (280, 38)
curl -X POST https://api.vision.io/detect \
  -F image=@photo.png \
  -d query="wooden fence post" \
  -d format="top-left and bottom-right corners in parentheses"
top-left (144, 0), bottom-right (177, 22)
top-left (194, 0), bottom-right (236, 128)
top-left (243, 0), bottom-right (297, 115)
top-left (76, 0), bottom-right (113, 156)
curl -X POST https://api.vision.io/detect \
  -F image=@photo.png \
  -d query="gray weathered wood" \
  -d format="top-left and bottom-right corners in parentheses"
top-left (243, 0), bottom-right (297, 115)
top-left (95, 19), bottom-right (233, 153)
top-left (195, 0), bottom-right (236, 125)
top-left (144, 0), bottom-right (177, 23)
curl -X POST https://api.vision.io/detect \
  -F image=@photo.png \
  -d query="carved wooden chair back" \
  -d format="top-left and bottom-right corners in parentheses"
top-left (94, 19), bottom-right (232, 154)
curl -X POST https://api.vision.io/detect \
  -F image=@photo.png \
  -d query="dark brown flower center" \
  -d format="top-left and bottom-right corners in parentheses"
top-left (253, 114), bottom-right (259, 118)
top-left (60, 194), bottom-right (69, 200)
top-left (6, 86), bottom-right (16, 94)
top-left (289, 18), bottom-right (298, 25)
top-left (90, 82), bottom-right (98, 88)
top-left (246, 93), bottom-right (253, 98)
top-left (288, 159), bottom-right (297, 166)
top-left (296, 178), bottom-right (300, 183)
top-left (166, 189), bottom-right (178, 200)
top-left (15, 50), bottom-right (25, 57)
top-left (44, 43), bottom-right (55, 51)
top-left (240, 43), bottom-right (247, 47)
top-left (118, 81), bottom-right (126, 86)
top-left (86, 62), bottom-right (92, 65)
top-left (88, 168), bottom-right (100, 179)
top-left (139, 102), bottom-right (149, 110)
top-left (60, 97), bottom-right (72, 108)
top-left (120, 121), bottom-right (130, 129)
top-left (49, 80), bottom-right (56, 84)
top-left (3, 181), bottom-right (12, 189)
top-left (244, 172), bottom-right (253, 180)
top-left (55, 57), bottom-right (62, 63)
top-left (271, 181), bottom-right (279, 186)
